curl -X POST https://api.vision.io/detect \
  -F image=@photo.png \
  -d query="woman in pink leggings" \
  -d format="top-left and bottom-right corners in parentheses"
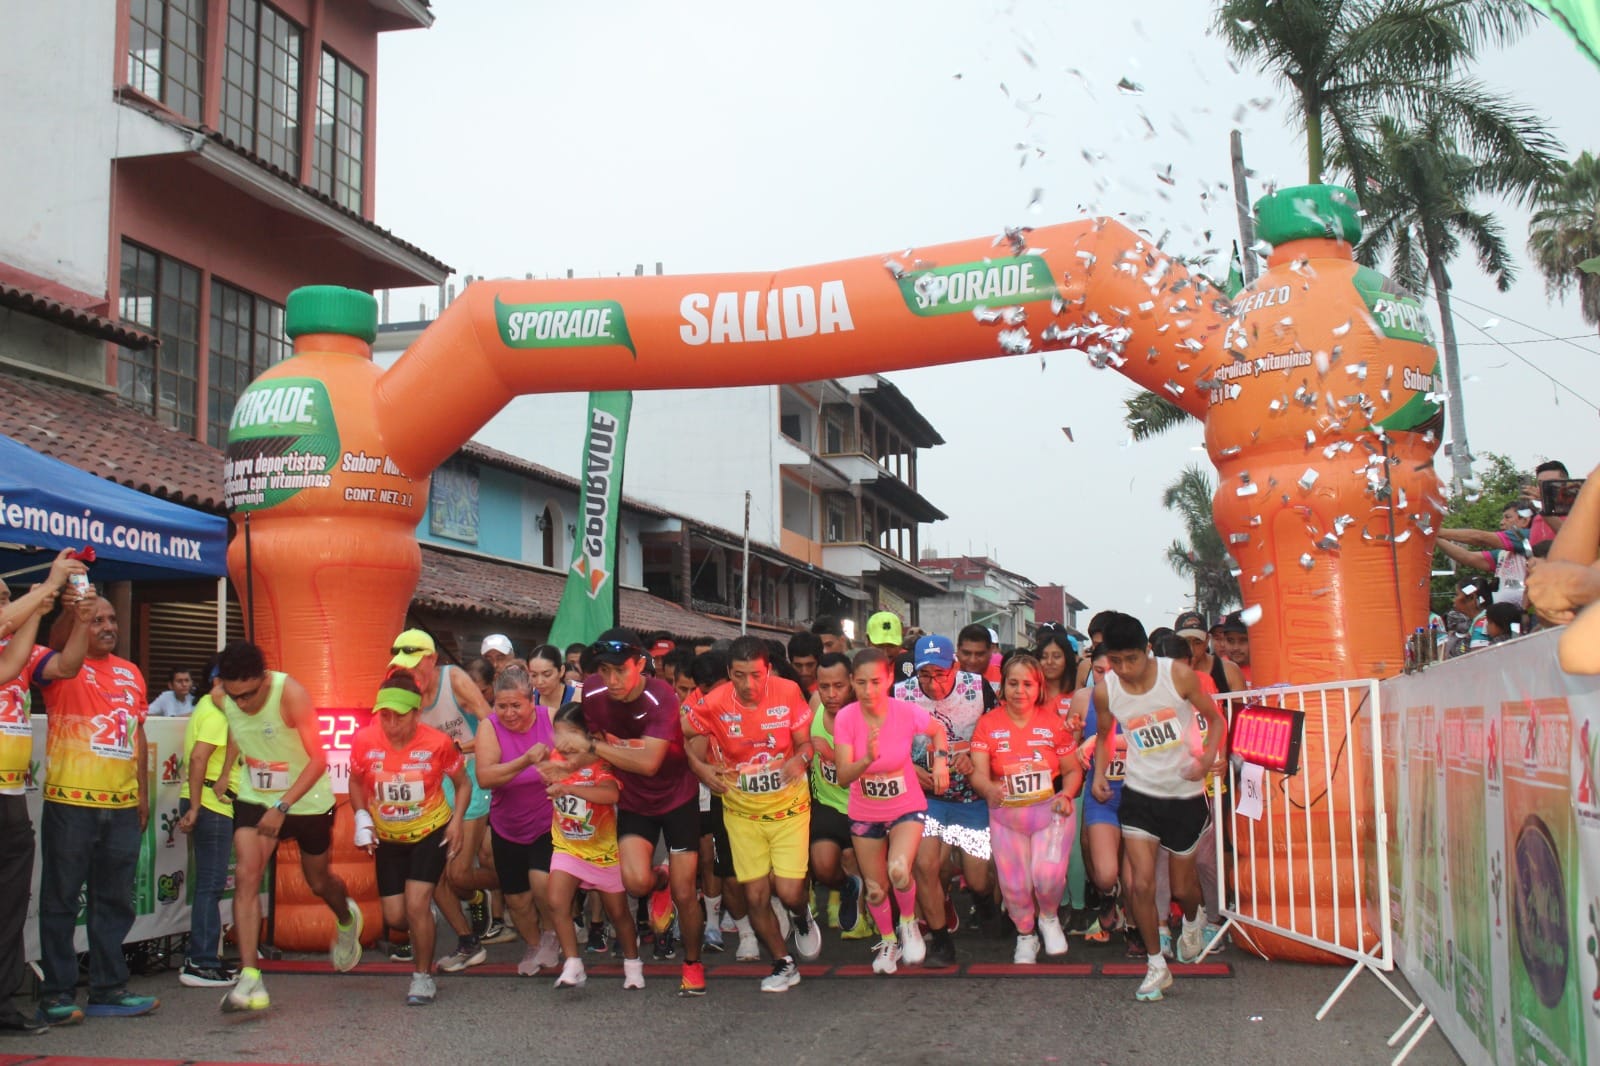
top-left (970, 653), bottom-right (1083, 964)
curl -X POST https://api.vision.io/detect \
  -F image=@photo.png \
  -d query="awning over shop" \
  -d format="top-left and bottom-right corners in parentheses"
top-left (0, 433), bottom-right (228, 582)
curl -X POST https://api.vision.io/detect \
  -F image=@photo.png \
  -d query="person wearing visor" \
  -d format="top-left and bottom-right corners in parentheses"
top-left (555, 628), bottom-right (708, 996)
top-left (348, 673), bottom-right (468, 1007)
top-left (176, 663), bottom-right (242, 989)
top-left (216, 641), bottom-right (360, 1014)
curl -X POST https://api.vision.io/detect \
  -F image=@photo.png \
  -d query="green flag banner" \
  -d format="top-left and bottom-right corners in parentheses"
top-left (547, 391), bottom-right (633, 649)
top-left (1529, 0), bottom-right (1600, 69)
top-left (1226, 241), bottom-right (1246, 299)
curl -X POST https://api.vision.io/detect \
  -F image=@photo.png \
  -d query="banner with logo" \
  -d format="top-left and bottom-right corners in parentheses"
top-left (23, 716), bottom-right (249, 960)
top-left (547, 391), bottom-right (632, 649)
top-left (1376, 630), bottom-right (1600, 1066)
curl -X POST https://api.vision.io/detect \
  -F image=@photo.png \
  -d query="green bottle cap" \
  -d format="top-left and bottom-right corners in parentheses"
top-left (1254, 185), bottom-right (1362, 248)
top-left (285, 285), bottom-right (378, 343)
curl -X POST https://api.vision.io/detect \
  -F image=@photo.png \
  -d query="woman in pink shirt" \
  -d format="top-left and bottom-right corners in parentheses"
top-left (834, 648), bottom-right (949, 975)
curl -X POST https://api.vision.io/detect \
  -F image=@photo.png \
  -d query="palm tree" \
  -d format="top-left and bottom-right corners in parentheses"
top-left (1163, 465), bottom-right (1240, 621)
top-left (1123, 390), bottom-right (1196, 441)
top-left (1342, 95), bottom-right (1560, 488)
top-left (1528, 152), bottom-right (1600, 335)
top-left (1215, 0), bottom-right (1535, 185)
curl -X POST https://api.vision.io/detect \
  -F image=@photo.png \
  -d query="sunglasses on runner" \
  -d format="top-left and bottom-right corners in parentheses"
top-left (223, 681), bottom-right (262, 704)
top-left (391, 645), bottom-right (431, 656)
top-left (589, 639), bottom-right (643, 660)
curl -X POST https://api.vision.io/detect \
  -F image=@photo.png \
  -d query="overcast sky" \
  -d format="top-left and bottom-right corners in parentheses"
top-left (374, 0), bottom-right (1600, 625)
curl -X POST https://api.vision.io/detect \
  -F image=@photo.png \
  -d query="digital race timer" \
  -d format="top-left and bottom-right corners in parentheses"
top-left (1229, 703), bottom-right (1305, 776)
top-left (317, 708), bottom-right (373, 795)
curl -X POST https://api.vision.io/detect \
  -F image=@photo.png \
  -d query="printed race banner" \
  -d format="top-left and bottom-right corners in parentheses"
top-left (547, 391), bottom-right (633, 649)
top-left (1379, 630), bottom-right (1600, 1065)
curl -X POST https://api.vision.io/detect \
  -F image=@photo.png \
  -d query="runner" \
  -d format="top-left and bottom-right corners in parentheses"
top-left (217, 641), bottom-right (361, 1013)
top-left (387, 630), bottom-right (501, 970)
top-left (175, 664), bottom-right (241, 988)
top-left (1174, 611), bottom-right (1245, 695)
top-left (683, 637), bottom-right (819, 992)
top-left (474, 664), bottom-right (563, 976)
top-left (555, 628), bottom-right (708, 995)
top-left (682, 650), bottom-right (749, 958)
top-left (1071, 645), bottom-right (1130, 947)
top-left (544, 702), bottom-right (645, 990)
top-left (1034, 625), bottom-right (1087, 930)
top-left (807, 652), bottom-right (868, 939)
top-left (787, 631), bottom-right (823, 699)
top-left (347, 673), bottom-right (468, 1006)
top-left (895, 634), bottom-right (990, 968)
top-left (834, 648), bottom-right (950, 975)
top-left (1092, 614), bottom-right (1226, 1002)
top-left (970, 653), bottom-right (1081, 963)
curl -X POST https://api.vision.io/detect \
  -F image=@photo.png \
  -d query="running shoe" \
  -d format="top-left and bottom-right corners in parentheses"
top-left (1159, 929), bottom-right (1174, 960)
top-left (180, 962), bottom-right (238, 987)
top-left (1176, 909), bottom-right (1208, 964)
top-left (466, 890), bottom-right (492, 938)
top-left (925, 929), bottom-right (956, 969)
top-left (736, 926), bottom-right (760, 962)
top-left (517, 945), bottom-right (544, 976)
top-left (897, 918), bottom-right (926, 966)
top-left (41, 997), bottom-right (83, 1026)
top-left (649, 869), bottom-right (675, 934)
top-left (720, 910), bottom-right (739, 934)
top-left (406, 972), bottom-right (436, 1006)
top-left (330, 899), bottom-right (365, 973)
top-left (389, 940), bottom-right (414, 963)
top-left (840, 904), bottom-right (875, 941)
top-left (437, 940), bottom-right (487, 973)
top-left (86, 991), bottom-right (159, 1018)
top-left (531, 930), bottom-right (562, 970)
top-left (760, 956), bottom-right (801, 993)
top-left (623, 957), bottom-right (646, 990)
top-left (1013, 933), bottom-right (1041, 965)
top-left (554, 958), bottom-right (587, 989)
top-left (654, 923), bottom-right (678, 960)
top-left (971, 893), bottom-right (999, 934)
top-left (481, 919), bottom-right (518, 945)
top-left (823, 886), bottom-right (841, 929)
top-left (678, 960), bottom-right (707, 996)
top-left (703, 920), bottom-right (725, 953)
top-left (943, 896), bottom-right (961, 934)
top-left (220, 970), bottom-right (269, 1013)
top-left (791, 907), bottom-right (822, 962)
top-left (870, 938), bottom-right (901, 975)
top-left (770, 896), bottom-right (792, 940)
top-left (1038, 914), bottom-right (1069, 957)
top-left (586, 923), bottom-right (609, 954)
top-left (1136, 957), bottom-right (1173, 1002)
top-left (1124, 931), bottom-right (1148, 959)
top-left (0, 1006), bottom-right (48, 1034)
top-left (837, 875), bottom-right (861, 934)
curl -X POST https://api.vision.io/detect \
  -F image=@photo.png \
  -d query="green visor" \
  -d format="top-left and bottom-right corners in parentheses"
top-left (374, 687), bottom-right (423, 714)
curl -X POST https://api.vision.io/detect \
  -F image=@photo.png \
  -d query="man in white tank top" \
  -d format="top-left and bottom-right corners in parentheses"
top-left (1090, 612), bottom-right (1225, 1003)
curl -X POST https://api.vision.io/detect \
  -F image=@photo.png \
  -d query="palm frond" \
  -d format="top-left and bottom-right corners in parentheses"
top-left (1123, 390), bottom-right (1197, 441)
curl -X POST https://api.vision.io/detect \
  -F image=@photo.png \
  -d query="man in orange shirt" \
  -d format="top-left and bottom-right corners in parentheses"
top-left (37, 595), bottom-right (160, 1024)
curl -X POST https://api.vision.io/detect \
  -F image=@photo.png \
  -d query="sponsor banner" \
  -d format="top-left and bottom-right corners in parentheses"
top-left (24, 717), bottom-right (249, 960)
top-left (1376, 630), bottom-right (1599, 1065)
top-left (495, 296), bottom-right (636, 356)
top-left (224, 377), bottom-right (340, 512)
top-left (547, 391), bottom-right (633, 649)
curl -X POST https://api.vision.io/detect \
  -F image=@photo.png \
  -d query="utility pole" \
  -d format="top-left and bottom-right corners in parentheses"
top-left (1231, 129), bottom-right (1259, 286)
top-left (740, 490), bottom-right (751, 634)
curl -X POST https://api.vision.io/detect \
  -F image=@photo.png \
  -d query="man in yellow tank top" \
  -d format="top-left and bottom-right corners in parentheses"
top-left (215, 641), bottom-right (363, 1014)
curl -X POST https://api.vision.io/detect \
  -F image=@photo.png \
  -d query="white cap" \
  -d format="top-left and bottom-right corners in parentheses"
top-left (481, 634), bottom-right (514, 656)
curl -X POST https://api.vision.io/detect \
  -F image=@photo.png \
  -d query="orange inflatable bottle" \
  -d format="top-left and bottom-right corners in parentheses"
top-left (1208, 185), bottom-right (1444, 962)
top-left (224, 286), bottom-right (428, 948)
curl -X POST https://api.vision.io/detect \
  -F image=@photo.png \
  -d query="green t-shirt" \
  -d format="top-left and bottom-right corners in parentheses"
top-left (181, 695), bottom-right (240, 817)
top-left (810, 704), bottom-right (850, 815)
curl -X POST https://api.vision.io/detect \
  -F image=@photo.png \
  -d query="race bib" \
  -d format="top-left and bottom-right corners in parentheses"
top-left (246, 756), bottom-right (290, 793)
top-left (1106, 757), bottom-right (1126, 782)
top-left (861, 772), bottom-right (904, 800)
top-left (1127, 708), bottom-right (1183, 754)
top-left (1006, 768), bottom-right (1051, 804)
top-left (554, 791), bottom-right (596, 839)
top-left (378, 772), bottom-right (424, 807)
top-left (820, 760), bottom-right (838, 786)
top-left (737, 762), bottom-right (786, 796)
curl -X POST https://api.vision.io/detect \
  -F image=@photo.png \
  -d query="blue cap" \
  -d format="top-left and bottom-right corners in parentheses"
top-left (913, 634), bottom-right (955, 670)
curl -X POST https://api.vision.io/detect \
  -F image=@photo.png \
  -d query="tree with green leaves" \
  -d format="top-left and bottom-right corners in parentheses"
top-left (1340, 98), bottom-right (1560, 489)
top-left (1215, 0), bottom-right (1537, 186)
top-left (1123, 390), bottom-right (1195, 441)
top-left (1528, 151), bottom-right (1600, 335)
top-left (1162, 464), bottom-right (1241, 621)
top-left (1429, 453), bottom-right (1527, 614)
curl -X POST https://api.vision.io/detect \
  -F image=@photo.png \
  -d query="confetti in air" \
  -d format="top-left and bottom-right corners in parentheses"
top-left (1238, 605), bottom-right (1263, 627)
top-left (1116, 77), bottom-right (1145, 95)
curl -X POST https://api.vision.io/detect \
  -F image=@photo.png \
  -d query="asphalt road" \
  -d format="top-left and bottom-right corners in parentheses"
top-left (15, 924), bottom-right (1461, 1066)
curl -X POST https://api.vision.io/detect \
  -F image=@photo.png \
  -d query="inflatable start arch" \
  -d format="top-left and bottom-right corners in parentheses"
top-left (226, 185), bottom-right (1444, 960)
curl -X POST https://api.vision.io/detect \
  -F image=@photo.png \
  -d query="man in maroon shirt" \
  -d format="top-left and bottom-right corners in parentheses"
top-left (555, 628), bottom-right (707, 995)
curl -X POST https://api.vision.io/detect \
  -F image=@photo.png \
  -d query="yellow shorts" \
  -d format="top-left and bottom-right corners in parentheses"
top-left (724, 809), bottom-right (811, 883)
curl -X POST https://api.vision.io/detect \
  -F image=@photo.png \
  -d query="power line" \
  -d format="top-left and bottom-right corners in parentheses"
top-left (1455, 333), bottom-right (1600, 350)
top-left (1450, 310), bottom-right (1600, 415)
top-left (1449, 294), bottom-right (1600, 359)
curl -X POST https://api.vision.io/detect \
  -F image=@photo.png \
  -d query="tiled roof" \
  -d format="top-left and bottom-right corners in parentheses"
top-left (0, 283), bottom-right (156, 349)
top-left (0, 371), bottom-right (227, 511)
top-left (415, 544), bottom-right (743, 639)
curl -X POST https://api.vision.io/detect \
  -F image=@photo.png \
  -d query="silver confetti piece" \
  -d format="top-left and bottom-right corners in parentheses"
top-left (998, 328), bottom-right (1032, 354)
top-left (1299, 554), bottom-right (1315, 571)
top-left (1298, 468), bottom-right (1319, 490)
top-left (1230, 533), bottom-right (1250, 544)
top-left (1238, 605), bottom-right (1263, 626)
top-left (1236, 483), bottom-right (1259, 497)
top-left (1219, 445), bottom-right (1242, 458)
top-left (973, 305), bottom-right (1002, 324)
top-left (1116, 77), bottom-right (1145, 95)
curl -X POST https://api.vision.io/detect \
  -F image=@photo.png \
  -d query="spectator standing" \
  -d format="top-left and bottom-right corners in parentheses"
top-left (147, 668), bottom-right (195, 717)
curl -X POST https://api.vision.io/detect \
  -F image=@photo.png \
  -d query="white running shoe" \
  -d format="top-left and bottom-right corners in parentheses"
top-left (791, 907), bottom-right (823, 962)
top-left (554, 957), bottom-right (587, 989)
top-left (1176, 908), bottom-right (1208, 964)
top-left (531, 930), bottom-right (562, 970)
top-left (720, 910), bottom-right (739, 934)
top-left (436, 942), bottom-right (488, 973)
top-left (871, 938), bottom-right (901, 975)
top-left (1037, 914), bottom-right (1069, 957)
top-left (405, 972), bottom-right (436, 1006)
top-left (330, 899), bottom-right (364, 973)
top-left (516, 944), bottom-right (543, 976)
top-left (220, 971), bottom-right (269, 1013)
top-left (622, 957), bottom-right (645, 990)
top-left (897, 919), bottom-right (925, 966)
top-left (770, 897), bottom-right (792, 940)
top-left (736, 929), bottom-right (761, 962)
top-left (1136, 957), bottom-right (1173, 1002)
top-left (759, 956), bottom-right (801, 993)
top-left (1013, 933), bottom-right (1041, 965)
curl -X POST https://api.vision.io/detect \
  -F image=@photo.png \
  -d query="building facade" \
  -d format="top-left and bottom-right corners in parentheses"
top-left (915, 555), bottom-right (1085, 649)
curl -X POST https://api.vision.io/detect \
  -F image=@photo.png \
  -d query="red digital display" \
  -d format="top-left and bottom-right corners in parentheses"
top-left (316, 707), bottom-right (372, 796)
top-left (1229, 703), bottom-right (1305, 775)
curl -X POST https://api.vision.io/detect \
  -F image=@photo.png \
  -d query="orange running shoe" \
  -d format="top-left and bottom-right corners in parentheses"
top-left (678, 960), bottom-right (707, 997)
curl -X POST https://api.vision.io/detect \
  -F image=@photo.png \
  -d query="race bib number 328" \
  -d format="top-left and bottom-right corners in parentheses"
top-left (861, 773), bottom-right (904, 800)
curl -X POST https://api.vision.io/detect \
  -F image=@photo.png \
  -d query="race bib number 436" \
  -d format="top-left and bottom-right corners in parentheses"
top-left (738, 764), bottom-right (786, 796)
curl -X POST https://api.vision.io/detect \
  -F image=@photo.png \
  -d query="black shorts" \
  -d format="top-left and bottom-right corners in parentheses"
top-left (701, 796), bottom-right (734, 879)
top-left (1118, 787), bottom-right (1211, 856)
top-left (809, 801), bottom-right (852, 851)
top-left (233, 800), bottom-right (335, 857)
top-left (491, 828), bottom-right (554, 897)
top-left (375, 826), bottom-right (450, 896)
top-left (617, 796), bottom-right (701, 855)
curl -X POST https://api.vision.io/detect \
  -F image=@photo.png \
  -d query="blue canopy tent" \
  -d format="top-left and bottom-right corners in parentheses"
top-left (0, 432), bottom-right (228, 586)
